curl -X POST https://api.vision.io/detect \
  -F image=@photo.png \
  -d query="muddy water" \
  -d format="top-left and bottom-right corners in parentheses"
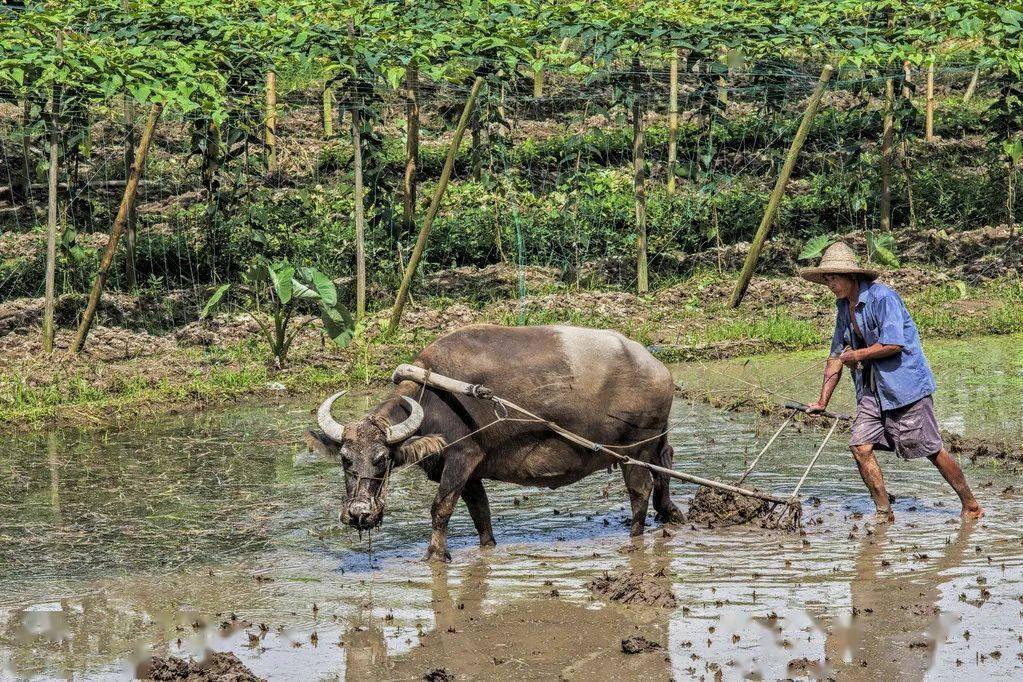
top-left (1, 336), bottom-right (1022, 681)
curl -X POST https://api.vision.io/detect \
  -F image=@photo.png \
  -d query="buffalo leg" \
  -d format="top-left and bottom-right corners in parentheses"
top-left (461, 478), bottom-right (496, 548)
top-left (622, 463), bottom-right (653, 536)
top-left (424, 451), bottom-right (481, 562)
top-left (652, 442), bottom-right (685, 523)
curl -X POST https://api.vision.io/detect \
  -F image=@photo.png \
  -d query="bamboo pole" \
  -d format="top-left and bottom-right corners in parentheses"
top-left (42, 34), bottom-right (62, 353)
top-left (925, 58), bottom-right (935, 142)
top-left (124, 93), bottom-right (138, 290)
top-left (403, 66), bottom-right (420, 234)
top-left (898, 140), bottom-right (918, 231)
top-left (667, 51), bottom-right (679, 194)
top-left (71, 104), bottom-right (162, 354)
top-left (322, 86), bottom-right (333, 139)
top-left (21, 97), bottom-right (33, 215)
top-left (265, 70), bottom-right (277, 173)
top-left (632, 58), bottom-right (648, 294)
top-left (880, 77), bottom-right (894, 232)
top-left (963, 65), bottom-right (980, 104)
top-left (533, 46), bottom-right (544, 99)
top-left (389, 77), bottom-right (484, 333)
top-left (351, 105), bottom-right (366, 320)
top-left (728, 64), bottom-right (834, 308)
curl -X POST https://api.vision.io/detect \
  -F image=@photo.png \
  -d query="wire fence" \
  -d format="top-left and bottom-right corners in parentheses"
top-left (0, 61), bottom-right (1016, 327)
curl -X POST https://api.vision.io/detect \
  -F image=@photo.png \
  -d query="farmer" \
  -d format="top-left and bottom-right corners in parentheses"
top-left (801, 242), bottom-right (983, 521)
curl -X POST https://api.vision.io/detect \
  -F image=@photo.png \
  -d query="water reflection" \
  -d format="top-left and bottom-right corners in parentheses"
top-left (823, 520), bottom-right (975, 680)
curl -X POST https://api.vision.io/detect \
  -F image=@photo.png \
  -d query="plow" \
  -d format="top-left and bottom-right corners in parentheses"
top-left (390, 364), bottom-right (851, 531)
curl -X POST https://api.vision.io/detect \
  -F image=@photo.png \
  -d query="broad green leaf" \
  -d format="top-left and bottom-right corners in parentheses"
top-left (320, 304), bottom-right (354, 347)
top-left (798, 234), bottom-right (834, 261)
top-left (200, 283), bottom-right (231, 319)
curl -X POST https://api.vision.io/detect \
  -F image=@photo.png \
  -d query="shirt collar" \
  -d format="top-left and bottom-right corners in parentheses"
top-left (835, 278), bottom-right (875, 312)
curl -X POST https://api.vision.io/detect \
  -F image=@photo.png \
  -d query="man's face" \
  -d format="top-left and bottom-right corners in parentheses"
top-left (822, 273), bottom-right (856, 299)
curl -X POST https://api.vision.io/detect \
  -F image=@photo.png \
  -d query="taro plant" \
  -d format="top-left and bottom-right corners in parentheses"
top-left (201, 258), bottom-right (353, 367)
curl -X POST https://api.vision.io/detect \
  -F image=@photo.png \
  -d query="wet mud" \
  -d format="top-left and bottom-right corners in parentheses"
top-left (2, 386), bottom-right (1023, 680)
top-left (587, 568), bottom-right (678, 608)
top-left (138, 652), bottom-right (264, 681)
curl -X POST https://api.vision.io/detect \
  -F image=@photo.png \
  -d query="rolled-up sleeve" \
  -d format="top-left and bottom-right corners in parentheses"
top-left (829, 307), bottom-right (846, 357)
top-left (876, 295), bottom-right (907, 347)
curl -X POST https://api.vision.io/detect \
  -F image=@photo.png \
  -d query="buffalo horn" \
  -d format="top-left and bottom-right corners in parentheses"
top-left (385, 396), bottom-right (424, 443)
top-left (316, 391), bottom-right (347, 442)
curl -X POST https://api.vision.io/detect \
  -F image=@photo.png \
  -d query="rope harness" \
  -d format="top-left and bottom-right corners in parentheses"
top-left (379, 364), bottom-right (819, 519)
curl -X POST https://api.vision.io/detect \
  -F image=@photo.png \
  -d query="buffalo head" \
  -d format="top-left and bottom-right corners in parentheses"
top-left (307, 391), bottom-right (446, 531)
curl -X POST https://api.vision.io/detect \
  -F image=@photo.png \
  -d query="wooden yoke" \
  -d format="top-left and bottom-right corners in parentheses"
top-left (392, 363), bottom-right (494, 399)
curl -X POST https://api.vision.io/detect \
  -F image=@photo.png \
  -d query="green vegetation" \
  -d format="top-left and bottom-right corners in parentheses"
top-left (1, 2), bottom-right (1023, 429)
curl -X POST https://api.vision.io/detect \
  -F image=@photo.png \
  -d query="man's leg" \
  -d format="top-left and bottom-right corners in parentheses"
top-left (850, 396), bottom-right (894, 522)
top-left (851, 443), bottom-right (895, 522)
top-left (928, 449), bottom-right (984, 519)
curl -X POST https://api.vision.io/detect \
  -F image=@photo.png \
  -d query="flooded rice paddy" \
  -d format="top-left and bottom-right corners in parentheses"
top-left (2, 335), bottom-right (1023, 680)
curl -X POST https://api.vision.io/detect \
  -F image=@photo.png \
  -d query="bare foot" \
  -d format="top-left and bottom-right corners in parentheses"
top-left (961, 502), bottom-right (984, 520)
top-left (873, 508), bottom-right (895, 524)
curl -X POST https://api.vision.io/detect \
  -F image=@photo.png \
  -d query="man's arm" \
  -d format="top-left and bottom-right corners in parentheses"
top-left (838, 342), bottom-right (902, 367)
top-left (808, 357), bottom-right (844, 412)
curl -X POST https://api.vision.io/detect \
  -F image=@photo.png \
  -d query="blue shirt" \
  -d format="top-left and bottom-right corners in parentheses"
top-left (829, 279), bottom-right (936, 411)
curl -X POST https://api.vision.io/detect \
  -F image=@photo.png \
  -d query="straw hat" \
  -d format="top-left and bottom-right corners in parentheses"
top-left (798, 242), bottom-right (880, 284)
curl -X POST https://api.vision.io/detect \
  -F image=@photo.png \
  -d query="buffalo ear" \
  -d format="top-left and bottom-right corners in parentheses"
top-left (304, 429), bottom-right (335, 458)
top-left (396, 434), bottom-right (448, 465)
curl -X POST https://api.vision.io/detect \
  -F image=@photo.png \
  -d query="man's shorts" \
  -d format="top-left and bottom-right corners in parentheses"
top-left (850, 395), bottom-right (943, 460)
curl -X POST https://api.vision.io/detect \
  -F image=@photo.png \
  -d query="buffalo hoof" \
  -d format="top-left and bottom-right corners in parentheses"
top-left (656, 506), bottom-right (686, 524)
top-left (480, 537), bottom-right (497, 549)
top-left (629, 523), bottom-right (646, 537)
top-left (423, 545), bottom-right (452, 563)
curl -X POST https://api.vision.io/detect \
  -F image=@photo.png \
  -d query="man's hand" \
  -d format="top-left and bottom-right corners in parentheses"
top-left (806, 400), bottom-right (827, 414)
top-left (838, 348), bottom-right (861, 369)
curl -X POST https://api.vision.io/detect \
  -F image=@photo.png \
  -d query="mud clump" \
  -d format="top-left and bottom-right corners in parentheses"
top-left (138, 651), bottom-right (264, 681)
top-left (787, 657), bottom-right (824, 677)
top-left (587, 568), bottom-right (677, 608)
top-left (686, 485), bottom-right (770, 526)
top-left (621, 635), bottom-right (662, 654)
top-left (686, 486), bottom-right (802, 531)
top-left (423, 668), bottom-right (454, 682)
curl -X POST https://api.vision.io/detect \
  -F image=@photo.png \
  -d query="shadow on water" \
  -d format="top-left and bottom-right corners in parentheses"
top-left (1, 334), bottom-right (1023, 679)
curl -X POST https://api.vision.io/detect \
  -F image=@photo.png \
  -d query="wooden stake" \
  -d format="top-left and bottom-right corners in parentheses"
top-left (351, 106), bottom-right (366, 320)
top-left (389, 77), bottom-right (484, 333)
top-left (124, 93), bottom-right (138, 290)
top-left (322, 86), bottom-right (333, 139)
top-left (633, 58), bottom-right (648, 295)
top-left (728, 65), bottom-right (834, 308)
top-left (265, 70), bottom-right (277, 173)
top-left (42, 34), bottom-right (62, 353)
top-left (667, 51), bottom-right (679, 194)
top-left (925, 58), bottom-right (935, 142)
top-left (880, 77), bottom-right (894, 232)
top-left (403, 66), bottom-right (420, 234)
top-left (963, 65), bottom-right (980, 104)
top-left (71, 104), bottom-right (162, 353)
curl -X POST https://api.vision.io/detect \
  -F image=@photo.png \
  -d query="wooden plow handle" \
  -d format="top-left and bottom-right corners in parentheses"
top-left (784, 401), bottom-right (852, 422)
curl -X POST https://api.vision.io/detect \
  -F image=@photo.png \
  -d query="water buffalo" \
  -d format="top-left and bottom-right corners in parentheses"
top-left (307, 324), bottom-right (684, 561)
